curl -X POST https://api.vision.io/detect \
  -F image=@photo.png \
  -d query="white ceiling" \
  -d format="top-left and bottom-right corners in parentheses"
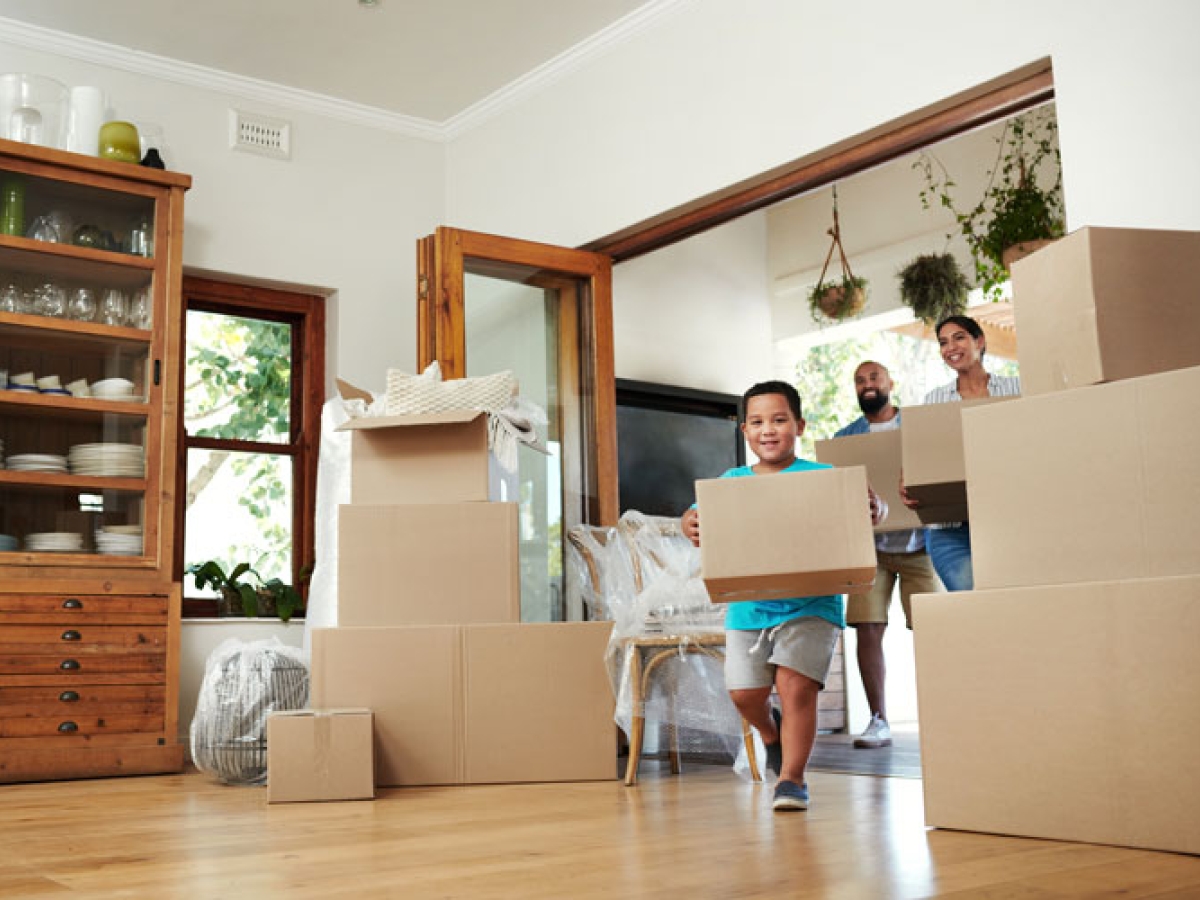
top-left (0, 0), bottom-right (655, 124)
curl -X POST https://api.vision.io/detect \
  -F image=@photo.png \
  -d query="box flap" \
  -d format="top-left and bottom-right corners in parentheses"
top-left (336, 408), bottom-right (488, 432)
top-left (336, 378), bottom-right (374, 404)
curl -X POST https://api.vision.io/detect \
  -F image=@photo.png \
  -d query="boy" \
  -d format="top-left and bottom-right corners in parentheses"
top-left (682, 380), bottom-right (883, 811)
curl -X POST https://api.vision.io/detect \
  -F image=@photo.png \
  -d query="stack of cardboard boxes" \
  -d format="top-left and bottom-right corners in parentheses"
top-left (268, 383), bottom-right (615, 801)
top-left (913, 226), bottom-right (1200, 855)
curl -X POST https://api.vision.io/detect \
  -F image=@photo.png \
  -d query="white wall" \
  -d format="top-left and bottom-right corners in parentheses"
top-left (0, 41), bottom-right (445, 390)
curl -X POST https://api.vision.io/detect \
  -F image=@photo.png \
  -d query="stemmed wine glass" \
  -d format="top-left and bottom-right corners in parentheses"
top-left (100, 288), bottom-right (127, 326)
top-left (68, 287), bottom-right (97, 321)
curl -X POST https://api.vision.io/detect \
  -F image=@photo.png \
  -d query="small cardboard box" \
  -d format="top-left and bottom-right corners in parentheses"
top-left (814, 429), bottom-right (923, 534)
top-left (266, 708), bottom-right (375, 803)
top-left (1011, 226), bottom-right (1200, 396)
top-left (696, 466), bottom-right (876, 601)
top-left (338, 502), bottom-right (520, 626)
top-left (963, 366), bottom-right (1200, 589)
top-left (335, 380), bottom-right (514, 504)
top-left (311, 622), bottom-right (616, 787)
top-left (912, 577), bottom-right (1200, 855)
top-left (900, 398), bottom-right (1013, 525)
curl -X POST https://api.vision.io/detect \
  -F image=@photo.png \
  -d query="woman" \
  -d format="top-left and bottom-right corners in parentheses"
top-left (901, 314), bottom-right (1020, 591)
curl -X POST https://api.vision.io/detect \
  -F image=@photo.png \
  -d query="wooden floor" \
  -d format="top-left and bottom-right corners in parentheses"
top-left (2, 763), bottom-right (1199, 899)
top-left (809, 727), bottom-right (923, 779)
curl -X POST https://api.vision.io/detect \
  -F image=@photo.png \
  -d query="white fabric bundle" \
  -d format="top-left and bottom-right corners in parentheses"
top-left (385, 362), bottom-right (516, 416)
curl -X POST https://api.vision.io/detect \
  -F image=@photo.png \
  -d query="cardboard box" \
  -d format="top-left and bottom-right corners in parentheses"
top-left (814, 430), bottom-right (923, 534)
top-left (1011, 226), bottom-right (1200, 396)
top-left (913, 577), bottom-right (1200, 855)
top-left (963, 366), bottom-right (1200, 589)
top-left (266, 708), bottom-right (375, 803)
top-left (900, 398), bottom-right (1013, 525)
top-left (696, 466), bottom-right (876, 601)
top-left (311, 622), bottom-right (616, 786)
top-left (335, 380), bottom-right (514, 504)
top-left (338, 502), bottom-right (520, 626)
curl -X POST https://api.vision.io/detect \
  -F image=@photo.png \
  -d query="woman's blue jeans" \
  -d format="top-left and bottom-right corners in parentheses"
top-left (927, 523), bottom-right (973, 592)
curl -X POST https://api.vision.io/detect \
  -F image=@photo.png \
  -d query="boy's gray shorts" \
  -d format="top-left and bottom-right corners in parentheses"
top-left (724, 617), bottom-right (841, 690)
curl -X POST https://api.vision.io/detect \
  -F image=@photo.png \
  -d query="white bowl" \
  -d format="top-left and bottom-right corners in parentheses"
top-left (10, 371), bottom-right (35, 386)
top-left (66, 378), bottom-right (90, 397)
top-left (36, 374), bottom-right (61, 390)
top-left (91, 377), bottom-right (134, 394)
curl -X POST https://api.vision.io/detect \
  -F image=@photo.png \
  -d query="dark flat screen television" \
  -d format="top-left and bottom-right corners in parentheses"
top-left (615, 379), bottom-right (744, 518)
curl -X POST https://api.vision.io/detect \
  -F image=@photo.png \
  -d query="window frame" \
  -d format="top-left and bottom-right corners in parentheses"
top-left (175, 275), bottom-right (325, 618)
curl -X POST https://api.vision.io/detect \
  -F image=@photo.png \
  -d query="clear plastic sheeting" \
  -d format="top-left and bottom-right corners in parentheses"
top-left (190, 637), bottom-right (309, 785)
top-left (566, 511), bottom-right (746, 766)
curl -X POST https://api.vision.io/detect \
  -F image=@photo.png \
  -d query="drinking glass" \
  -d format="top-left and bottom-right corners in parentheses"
top-left (127, 287), bottom-right (151, 329)
top-left (34, 282), bottom-right (65, 318)
top-left (100, 288), bottom-right (127, 326)
top-left (0, 281), bottom-right (22, 313)
top-left (68, 287), bottom-right (97, 321)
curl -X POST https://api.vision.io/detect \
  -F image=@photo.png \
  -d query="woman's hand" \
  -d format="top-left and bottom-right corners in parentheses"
top-left (899, 472), bottom-right (921, 509)
top-left (868, 486), bottom-right (888, 526)
top-left (681, 507), bottom-right (701, 547)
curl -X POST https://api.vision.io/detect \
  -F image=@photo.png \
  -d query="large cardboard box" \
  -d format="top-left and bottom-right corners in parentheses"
top-left (338, 502), bottom-right (520, 625)
top-left (814, 430), bottom-right (923, 534)
top-left (1011, 226), bottom-right (1200, 396)
top-left (963, 366), bottom-right (1200, 589)
top-left (311, 622), bottom-right (616, 786)
top-left (266, 708), bottom-right (375, 803)
top-left (900, 398), bottom-right (1012, 525)
top-left (696, 466), bottom-right (876, 601)
top-left (913, 577), bottom-right (1200, 855)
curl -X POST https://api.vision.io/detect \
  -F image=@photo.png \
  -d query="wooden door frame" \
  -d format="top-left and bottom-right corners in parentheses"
top-left (584, 59), bottom-right (1054, 262)
top-left (416, 227), bottom-right (617, 525)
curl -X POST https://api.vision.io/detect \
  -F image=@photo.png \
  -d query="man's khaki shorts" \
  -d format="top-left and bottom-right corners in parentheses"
top-left (846, 549), bottom-right (941, 629)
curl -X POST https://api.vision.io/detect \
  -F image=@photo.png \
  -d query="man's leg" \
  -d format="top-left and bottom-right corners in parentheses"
top-left (855, 622), bottom-right (888, 721)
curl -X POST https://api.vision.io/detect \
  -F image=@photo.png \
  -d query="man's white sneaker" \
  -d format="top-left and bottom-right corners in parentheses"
top-left (853, 713), bottom-right (892, 749)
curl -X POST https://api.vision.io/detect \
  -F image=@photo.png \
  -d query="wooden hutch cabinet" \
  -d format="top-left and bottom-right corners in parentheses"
top-left (0, 137), bottom-right (190, 782)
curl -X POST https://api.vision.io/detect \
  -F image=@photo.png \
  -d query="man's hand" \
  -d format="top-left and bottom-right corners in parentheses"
top-left (868, 486), bottom-right (887, 526)
top-left (681, 507), bottom-right (701, 547)
top-left (899, 473), bottom-right (921, 509)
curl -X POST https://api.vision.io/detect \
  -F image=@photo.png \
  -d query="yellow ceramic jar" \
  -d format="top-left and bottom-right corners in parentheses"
top-left (98, 121), bottom-right (141, 164)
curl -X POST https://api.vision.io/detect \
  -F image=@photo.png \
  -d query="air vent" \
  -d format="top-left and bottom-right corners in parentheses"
top-left (229, 109), bottom-right (291, 160)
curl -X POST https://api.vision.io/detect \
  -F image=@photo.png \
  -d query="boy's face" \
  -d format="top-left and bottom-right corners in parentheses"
top-left (742, 392), bottom-right (804, 469)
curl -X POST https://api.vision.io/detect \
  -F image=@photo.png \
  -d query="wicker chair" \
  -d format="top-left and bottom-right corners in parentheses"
top-left (567, 514), bottom-right (761, 786)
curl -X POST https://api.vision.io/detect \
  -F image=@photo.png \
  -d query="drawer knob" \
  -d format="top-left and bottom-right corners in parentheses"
top-left (61, 629), bottom-right (82, 642)
top-left (59, 691), bottom-right (80, 703)
top-left (59, 659), bottom-right (81, 671)
top-left (58, 721), bottom-right (79, 733)
top-left (62, 598), bottom-right (83, 610)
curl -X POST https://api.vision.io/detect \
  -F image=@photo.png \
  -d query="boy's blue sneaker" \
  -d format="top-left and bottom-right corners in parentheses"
top-left (763, 706), bottom-right (782, 777)
top-left (772, 779), bottom-right (809, 812)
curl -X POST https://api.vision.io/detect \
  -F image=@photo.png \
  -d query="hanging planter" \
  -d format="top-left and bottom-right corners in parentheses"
top-left (808, 185), bottom-right (869, 323)
top-left (897, 252), bottom-right (970, 326)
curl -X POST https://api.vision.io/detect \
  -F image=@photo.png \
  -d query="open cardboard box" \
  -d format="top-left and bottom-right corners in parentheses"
top-left (963, 365), bottom-right (1200, 590)
top-left (814, 429), bottom-right (922, 533)
top-left (900, 397), bottom-right (1013, 524)
top-left (696, 465), bottom-right (876, 601)
top-left (1011, 226), bottom-right (1200, 396)
top-left (311, 622), bottom-right (616, 786)
top-left (336, 378), bottom-right (515, 503)
top-left (913, 576), bottom-right (1200, 855)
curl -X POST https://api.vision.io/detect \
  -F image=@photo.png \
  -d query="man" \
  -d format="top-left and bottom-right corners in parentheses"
top-left (834, 361), bottom-right (941, 748)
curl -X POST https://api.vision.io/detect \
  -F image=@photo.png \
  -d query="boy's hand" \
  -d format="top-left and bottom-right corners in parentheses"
top-left (898, 472), bottom-right (921, 509)
top-left (868, 486), bottom-right (887, 525)
top-left (681, 507), bottom-right (701, 547)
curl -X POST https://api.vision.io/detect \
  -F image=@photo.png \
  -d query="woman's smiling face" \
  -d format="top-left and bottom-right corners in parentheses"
top-left (938, 322), bottom-right (985, 372)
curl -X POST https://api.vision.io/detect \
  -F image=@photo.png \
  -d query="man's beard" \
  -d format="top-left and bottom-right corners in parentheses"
top-left (858, 390), bottom-right (890, 415)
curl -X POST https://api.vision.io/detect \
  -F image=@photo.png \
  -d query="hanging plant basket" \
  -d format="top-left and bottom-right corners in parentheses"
top-left (808, 185), bottom-right (869, 323)
top-left (1000, 238), bottom-right (1056, 271)
top-left (897, 252), bottom-right (969, 326)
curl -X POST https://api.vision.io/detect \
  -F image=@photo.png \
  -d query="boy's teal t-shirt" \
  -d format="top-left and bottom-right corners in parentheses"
top-left (715, 458), bottom-right (846, 632)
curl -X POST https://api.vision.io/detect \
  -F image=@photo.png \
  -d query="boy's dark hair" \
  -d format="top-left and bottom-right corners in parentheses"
top-left (741, 380), bottom-right (803, 422)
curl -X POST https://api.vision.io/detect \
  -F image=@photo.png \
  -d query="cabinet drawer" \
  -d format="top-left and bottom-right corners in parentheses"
top-left (0, 594), bottom-right (168, 624)
top-left (0, 624), bottom-right (167, 654)
top-left (0, 653), bottom-right (166, 679)
top-left (0, 712), bottom-right (165, 738)
top-left (0, 684), bottom-right (165, 717)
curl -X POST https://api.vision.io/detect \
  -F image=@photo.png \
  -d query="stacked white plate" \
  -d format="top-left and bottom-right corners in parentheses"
top-left (0, 533), bottom-right (17, 552)
top-left (68, 443), bottom-right (145, 477)
top-left (25, 532), bottom-right (84, 552)
top-left (92, 378), bottom-right (138, 402)
top-left (96, 525), bottom-right (142, 556)
top-left (6, 453), bottom-right (68, 473)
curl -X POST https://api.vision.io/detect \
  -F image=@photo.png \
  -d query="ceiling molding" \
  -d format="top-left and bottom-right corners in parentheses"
top-left (0, 0), bottom-right (690, 145)
top-left (441, 0), bottom-right (693, 140)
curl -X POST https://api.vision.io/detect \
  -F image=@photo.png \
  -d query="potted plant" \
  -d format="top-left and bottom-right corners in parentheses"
top-left (896, 252), bottom-right (970, 326)
top-left (186, 559), bottom-right (305, 622)
top-left (809, 184), bottom-right (870, 323)
top-left (809, 275), bottom-right (869, 322)
top-left (914, 106), bottom-right (1065, 299)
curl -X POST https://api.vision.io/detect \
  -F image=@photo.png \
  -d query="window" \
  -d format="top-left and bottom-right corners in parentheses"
top-left (175, 276), bottom-right (325, 617)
